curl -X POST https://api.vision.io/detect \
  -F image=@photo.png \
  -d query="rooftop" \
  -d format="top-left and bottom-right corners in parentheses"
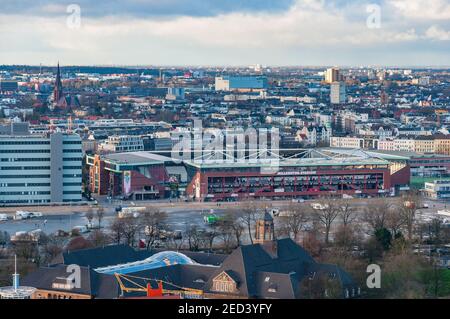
top-left (102, 151), bottom-right (173, 166)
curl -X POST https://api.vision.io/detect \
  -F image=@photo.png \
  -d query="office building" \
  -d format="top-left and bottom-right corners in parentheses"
top-left (0, 129), bottom-right (83, 205)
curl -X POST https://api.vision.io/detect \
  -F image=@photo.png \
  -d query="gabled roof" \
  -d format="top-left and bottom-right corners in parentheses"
top-left (203, 238), bottom-right (317, 297)
top-left (21, 265), bottom-right (119, 299)
top-left (60, 244), bottom-right (140, 269)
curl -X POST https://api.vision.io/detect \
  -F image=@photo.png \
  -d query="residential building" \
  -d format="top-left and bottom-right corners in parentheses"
top-left (434, 135), bottom-right (450, 155)
top-left (330, 136), bottom-right (363, 149)
top-left (414, 136), bottom-right (435, 154)
top-left (324, 67), bottom-right (341, 83)
top-left (98, 135), bottom-right (144, 153)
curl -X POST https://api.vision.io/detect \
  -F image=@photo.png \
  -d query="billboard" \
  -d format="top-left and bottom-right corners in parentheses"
top-left (123, 171), bottom-right (132, 195)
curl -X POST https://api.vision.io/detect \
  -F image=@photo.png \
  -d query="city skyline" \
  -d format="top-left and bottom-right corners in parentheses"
top-left (0, 0), bottom-right (449, 66)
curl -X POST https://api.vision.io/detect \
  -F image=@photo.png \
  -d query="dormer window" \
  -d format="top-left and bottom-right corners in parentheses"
top-left (52, 277), bottom-right (75, 290)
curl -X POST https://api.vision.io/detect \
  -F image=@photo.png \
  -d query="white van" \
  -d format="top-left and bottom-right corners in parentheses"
top-left (15, 211), bottom-right (32, 220)
top-left (0, 214), bottom-right (8, 221)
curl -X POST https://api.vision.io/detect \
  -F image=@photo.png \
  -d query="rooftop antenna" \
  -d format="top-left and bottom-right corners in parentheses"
top-left (13, 254), bottom-right (19, 291)
top-left (0, 255), bottom-right (35, 298)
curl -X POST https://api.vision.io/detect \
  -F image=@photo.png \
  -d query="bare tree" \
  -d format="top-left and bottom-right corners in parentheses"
top-left (42, 235), bottom-right (64, 264)
top-left (203, 220), bottom-right (222, 252)
top-left (222, 210), bottom-right (245, 246)
top-left (96, 206), bottom-right (105, 229)
top-left (166, 237), bottom-right (185, 250)
top-left (186, 225), bottom-right (202, 251)
top-left (400, 191), bottom-right (421, 242)
top-left (120, 216), bottom-right (140, 247)
top-left (363, 201), bottom-right (394, 234)
top-left (87, 230), bottom-right (111, 247)
top-left (85, 209), bottom-right (94, 227)
top-left (109, 216), bottom-right (139, 247)
top-left (140, 208), bottom-right (168, 249)
top-left (279, 203), bottom-right (310, 242)
top-left (110, 217), bottom-right (125, 245)
top-left (217, 223), bottom-right (237, 253)
top-left (314, 197), bottom-right (340, 245)
top-left (337, 200), bottom-right (357, 227)
top-left (386, 209), bottom-right (404, 238)
top-left (236, 201), bottom-right (262, 244)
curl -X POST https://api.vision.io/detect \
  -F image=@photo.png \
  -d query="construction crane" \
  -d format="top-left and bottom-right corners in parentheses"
top-left (114, 273), bottom-right (203, 299)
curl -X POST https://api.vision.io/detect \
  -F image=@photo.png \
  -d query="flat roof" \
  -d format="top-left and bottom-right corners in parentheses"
top-left (103, 151), bottom-right (173, 166)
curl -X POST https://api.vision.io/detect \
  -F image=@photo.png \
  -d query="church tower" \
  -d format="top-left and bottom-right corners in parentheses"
top-left (254, 212), bottom-right (275, 244)
top-left (53, 62), bottom-right (63, 103)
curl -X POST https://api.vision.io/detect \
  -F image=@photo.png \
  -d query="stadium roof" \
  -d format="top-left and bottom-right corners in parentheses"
top-left (103, 151), bottom-right (173, 166)
top-left (322, 148), bottom-right (411, 161)
top-left (184, 157), bottom-right (390, 169)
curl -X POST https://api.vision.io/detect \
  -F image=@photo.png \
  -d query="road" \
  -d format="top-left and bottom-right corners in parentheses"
top-left (0, 197), bottom-right (448, 236)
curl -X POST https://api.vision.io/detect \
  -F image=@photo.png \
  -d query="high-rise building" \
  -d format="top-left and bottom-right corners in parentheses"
top-left (325, 67), bottom-right (340, 83)
top-left (330, 81), bottom-right (346, 104)
top-left (0, 127), bottom-right (83, 205)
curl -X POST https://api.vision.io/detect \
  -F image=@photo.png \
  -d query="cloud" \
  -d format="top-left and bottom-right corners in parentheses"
top-left (387, 0), bottom-right (450, 20)
top-left (0, 0), bottom-right (448, 66)
top-left (425, 25), bottom-right (450, 41)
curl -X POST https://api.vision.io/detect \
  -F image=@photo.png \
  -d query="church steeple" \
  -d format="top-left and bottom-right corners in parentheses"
top-left (53, 62), bottom-right (63, 103)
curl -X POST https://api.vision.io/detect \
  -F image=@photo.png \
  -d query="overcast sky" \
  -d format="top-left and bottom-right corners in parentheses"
top-left (0, 0), bottom-right (449, 66)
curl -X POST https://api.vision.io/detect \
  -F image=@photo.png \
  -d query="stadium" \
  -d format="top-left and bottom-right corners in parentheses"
top-left (184, 148), bottom-right (410, 201)
top-left (87, 148), bottom-right (412, 202)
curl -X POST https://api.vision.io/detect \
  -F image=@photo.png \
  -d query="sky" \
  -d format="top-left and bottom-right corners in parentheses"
top-left (0, 0), bottom-right (449, 67)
